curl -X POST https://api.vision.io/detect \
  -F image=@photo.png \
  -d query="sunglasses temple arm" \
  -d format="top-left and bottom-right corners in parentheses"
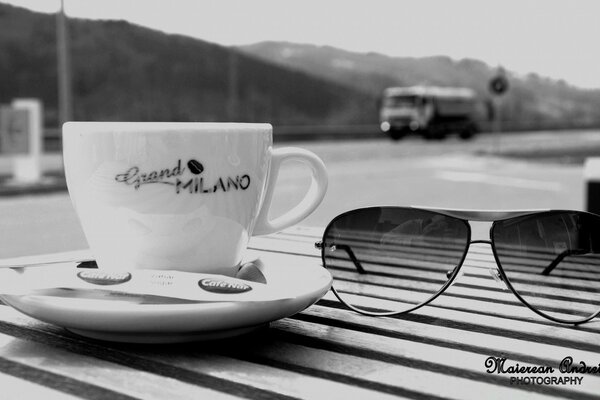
top-left (332, 244), bottom-right (367, 274)
top-left (541, 248), bottom-right (588, 275)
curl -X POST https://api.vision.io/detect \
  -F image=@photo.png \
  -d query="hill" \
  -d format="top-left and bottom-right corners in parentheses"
top-left (0, 3), bottom-right (374, 127)
top-left (2, 3), bottom-right (600, 131)
top-left (239, 41), bottom-right (600, 131)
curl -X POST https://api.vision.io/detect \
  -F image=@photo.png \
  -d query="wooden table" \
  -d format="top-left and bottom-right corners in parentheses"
top-left (0, 226), bottom-right (599, 399)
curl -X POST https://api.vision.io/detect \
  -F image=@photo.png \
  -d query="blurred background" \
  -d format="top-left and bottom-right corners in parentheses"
top-left (1, 0), bottom-right (600, 257)
top-left (2, 0), bottom-right (600, 134)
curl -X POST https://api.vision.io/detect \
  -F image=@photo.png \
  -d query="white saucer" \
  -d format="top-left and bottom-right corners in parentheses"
top-left (0, 253), bottom-right (332, 343)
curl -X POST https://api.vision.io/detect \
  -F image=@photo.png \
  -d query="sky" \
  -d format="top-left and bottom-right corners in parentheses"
top-left (4, 0), bottom-right (600, 89)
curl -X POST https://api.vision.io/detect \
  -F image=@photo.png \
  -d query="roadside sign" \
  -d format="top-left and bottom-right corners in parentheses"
top-left (0, 99), bottom-right (43, 183)
top-left (0, 106), bottom-right (30, 154)
top-left (489, 74), bottom-right (509, 95)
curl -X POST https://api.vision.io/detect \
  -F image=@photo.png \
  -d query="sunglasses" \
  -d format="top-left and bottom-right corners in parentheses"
top-left (316, 207), bottom-right (600, 325)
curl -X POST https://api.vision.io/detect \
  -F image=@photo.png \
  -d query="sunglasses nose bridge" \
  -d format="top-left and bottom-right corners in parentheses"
top-left (470, 239), bottom-right (492, 246)
top-left (445, 239), bottom-right (493, 282)
top-left (465, 239), bottom-right (510, 291)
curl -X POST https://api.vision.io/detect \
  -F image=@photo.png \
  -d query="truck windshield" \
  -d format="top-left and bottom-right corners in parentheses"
top-left (383, 95), bottom-right (419, 107)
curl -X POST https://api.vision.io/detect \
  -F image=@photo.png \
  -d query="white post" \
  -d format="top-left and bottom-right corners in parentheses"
top-left (57, 0), bottom-right (73, 125)
top-left (11, 99), bottom-right (43, 183)
top-left (493, 95), bottom-right (503, 154)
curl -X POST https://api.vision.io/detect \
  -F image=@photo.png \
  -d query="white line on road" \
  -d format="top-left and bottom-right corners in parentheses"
top-left (436, 171), bottom-right (563, 192)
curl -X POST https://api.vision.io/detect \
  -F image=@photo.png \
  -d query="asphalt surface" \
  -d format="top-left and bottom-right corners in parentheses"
top-left (273, 132), bottom-right (590, 235)
top-left (0, 129), bottom-right (598, 259)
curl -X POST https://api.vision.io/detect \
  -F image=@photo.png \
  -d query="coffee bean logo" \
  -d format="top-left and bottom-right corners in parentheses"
top-left (187, 159), bottom-right (204, 175)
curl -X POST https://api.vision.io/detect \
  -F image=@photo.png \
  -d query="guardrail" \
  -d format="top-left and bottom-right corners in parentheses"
top-left (46, 124), bottom-right (594, 150)
top-left (43, 125), bottom-right (385, 151)
top-left (273, 124), bottom-right (382, 141)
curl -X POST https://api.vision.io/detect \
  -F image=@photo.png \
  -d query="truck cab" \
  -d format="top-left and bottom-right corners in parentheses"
top-left (379, 86), bottom-right (485, 140)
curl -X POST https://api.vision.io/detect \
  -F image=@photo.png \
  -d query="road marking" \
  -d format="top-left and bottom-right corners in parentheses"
top-left (436, 171), bottom-right (563, 192)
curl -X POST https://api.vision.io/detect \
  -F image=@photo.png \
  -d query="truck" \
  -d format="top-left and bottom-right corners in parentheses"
top-left (378, 86), bottom-right (490, 141)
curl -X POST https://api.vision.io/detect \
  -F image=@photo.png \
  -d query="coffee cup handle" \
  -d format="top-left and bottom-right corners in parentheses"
top-left (253, 147), bottom-right (328, 236)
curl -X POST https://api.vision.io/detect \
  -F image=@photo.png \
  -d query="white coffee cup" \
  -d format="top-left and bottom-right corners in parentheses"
top-left (62, 122), bottom-right (328, 275)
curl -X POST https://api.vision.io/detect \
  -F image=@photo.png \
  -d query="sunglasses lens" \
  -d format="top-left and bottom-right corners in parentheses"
top-left (321, 207), bottom-right (470, 315)
top-left (492, 211), bottom-right (600, 323)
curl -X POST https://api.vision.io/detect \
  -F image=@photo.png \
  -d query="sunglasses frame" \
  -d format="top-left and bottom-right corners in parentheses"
top-left (318, 206), bottom-right (600, 325)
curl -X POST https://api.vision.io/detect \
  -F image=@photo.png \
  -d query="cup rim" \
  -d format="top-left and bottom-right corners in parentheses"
top-left (62, 122), bottom-right (272, 134)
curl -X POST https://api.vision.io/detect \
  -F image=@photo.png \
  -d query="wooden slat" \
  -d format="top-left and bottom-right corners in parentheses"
top-left (0, 308), bottom-right (403, 400)
top-left (3, 301), bottom-right (598, 400)
top-left (225, 324), bottom-right (559, 400)
top-left (311, 296), bottom-right (600, 353)
top-left (293, 310), bottom-right (600, 398)
top-left (273, 318), bottom-right (600, 400)
top-left (0, 227), bottom-right (597, 399)
top-left (0, 371), bottom-right (82, 400)
top-left (0, 317), bottom-right (242, 400)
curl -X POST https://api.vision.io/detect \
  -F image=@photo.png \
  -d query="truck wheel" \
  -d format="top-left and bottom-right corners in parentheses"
top-left (459, 126), bottom-right (475, 140)
top-left (390, 130), bottom-right (405, 141)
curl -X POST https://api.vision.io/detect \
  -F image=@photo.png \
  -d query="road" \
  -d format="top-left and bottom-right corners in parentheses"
top-left (0, 130), bottom-right (597, 258)
top-left (273, 130), bottom-right (592, 224)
